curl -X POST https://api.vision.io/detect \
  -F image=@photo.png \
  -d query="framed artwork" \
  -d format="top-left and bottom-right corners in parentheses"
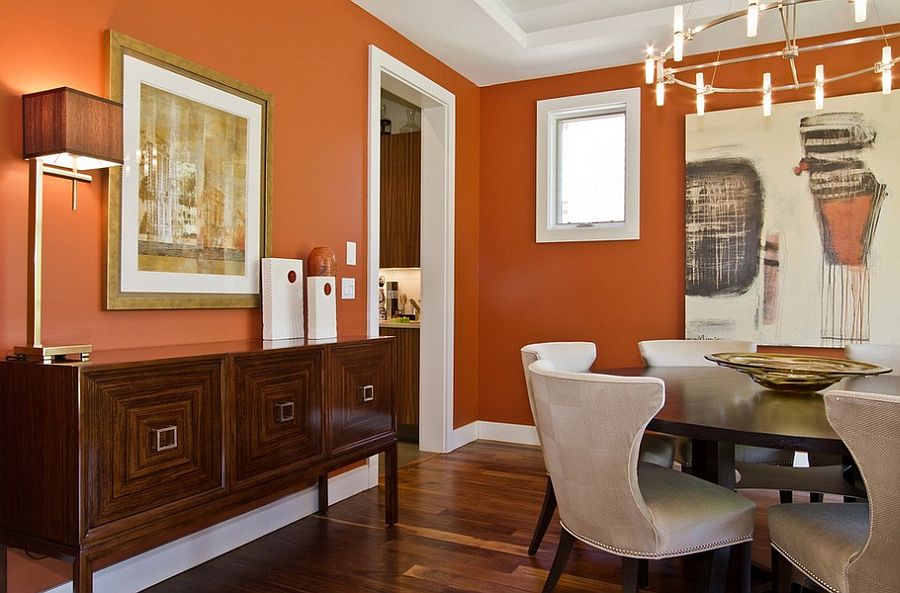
top-left (685, 90), bottom-right (900, 347)
top-left (106, 30), bottom-right (272, 309)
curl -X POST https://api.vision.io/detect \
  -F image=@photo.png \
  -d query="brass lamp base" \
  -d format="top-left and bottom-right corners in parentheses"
top-left (13, 343), bottom-right (92, 364)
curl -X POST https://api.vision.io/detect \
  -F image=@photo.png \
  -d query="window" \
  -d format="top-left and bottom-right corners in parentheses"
top-left (536, 88), bottom-right (640, 242)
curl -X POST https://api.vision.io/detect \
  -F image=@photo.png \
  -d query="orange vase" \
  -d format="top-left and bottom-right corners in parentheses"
top-left (307, 247), bottom-right (336, 277)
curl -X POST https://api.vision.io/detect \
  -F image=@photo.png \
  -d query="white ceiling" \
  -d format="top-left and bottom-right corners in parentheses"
top-left (351, 0), bottom-right (900, 86)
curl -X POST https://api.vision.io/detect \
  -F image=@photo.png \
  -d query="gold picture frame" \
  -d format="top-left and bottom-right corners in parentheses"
top-left (106, 30), bottom-right (272, 309)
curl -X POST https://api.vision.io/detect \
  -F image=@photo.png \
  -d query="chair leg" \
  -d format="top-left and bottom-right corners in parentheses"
top-left (779, 489), bottom-right (793, 504)
top-left (529, 476), bottom-right (557, 555)
top-left (735, 541), bottom-right (751, 593)
top-left (638, 558), bottom-right (649, 589)
top-left (703, 546), bottom-right (731, 593)
top-left (622, 557), bottom-right (641, 593)
top-left (771, 547), bottom-right (794, 593)
top-left (541, 529), bottom-right (574, 593)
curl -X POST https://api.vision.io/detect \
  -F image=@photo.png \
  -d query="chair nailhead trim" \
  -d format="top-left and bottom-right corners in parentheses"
top-left (771, 543), bottom-right (841, 593)
top-left (561, 521), bottom-right (752, 559)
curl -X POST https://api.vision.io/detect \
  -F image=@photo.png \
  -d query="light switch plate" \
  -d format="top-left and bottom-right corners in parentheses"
top-left (346, 241), bottom-right (357, 266)
top-left (341, 277), bottom-right (355, 299)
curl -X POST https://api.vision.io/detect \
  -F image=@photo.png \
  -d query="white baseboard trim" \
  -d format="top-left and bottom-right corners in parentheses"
top-left (444, 421), bottom-right (539, 451)
top-left (448, 421), bottom-right (479, 451)
top-left (41, 465), bottom-right (373, 593)
top-left (476, 421), bottom-right (540, 446)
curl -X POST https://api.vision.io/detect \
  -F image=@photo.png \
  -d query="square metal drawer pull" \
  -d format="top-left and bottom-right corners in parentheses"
top-left (360, 384), bottom-right (375, 402)
top-left (151, 425), bottom-right (178, 452)
top-left (274, 400), bottom-right (295, 423)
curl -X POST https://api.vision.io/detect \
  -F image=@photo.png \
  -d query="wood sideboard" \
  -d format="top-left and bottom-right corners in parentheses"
top-left (0, 336), bottom-right (397, 593)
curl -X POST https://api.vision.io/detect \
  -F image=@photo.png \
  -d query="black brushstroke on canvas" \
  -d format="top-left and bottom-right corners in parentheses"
top-left (685, 158), bottom-right (764, 297)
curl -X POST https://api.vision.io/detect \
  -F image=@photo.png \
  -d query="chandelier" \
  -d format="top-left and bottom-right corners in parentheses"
top-left (644, 0), bottom-right (899, 115)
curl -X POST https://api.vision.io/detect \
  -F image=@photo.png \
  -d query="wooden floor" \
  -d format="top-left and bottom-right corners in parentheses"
top-left (140, 441), bottom-right (810, 593)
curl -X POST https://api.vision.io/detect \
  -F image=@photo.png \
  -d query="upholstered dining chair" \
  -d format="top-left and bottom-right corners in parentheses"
top-left (768, 389), bottom-right (900, 593)
top-left (520, 342), bottom-right (676, 556)
top-left (528, 360), bottom-right (755, 593)
top-left (638, 339), bottom-right (798, 499)
top-left (803, 343), bottom-right (900, 501)
top-left (844, 343), bottom-right (900, 374)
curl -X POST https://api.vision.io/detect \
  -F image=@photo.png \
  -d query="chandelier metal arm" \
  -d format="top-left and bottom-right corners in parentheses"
top-left (648, 0), bottom-right (895, 113)
top-left (780, 4), bottom-right (802, 87)
top-left (687, 0), bottom-right (822, 39)
top-left (669, 59), bottom-right (898, 94)
top-left (663, 30), bottom-right (900, 94)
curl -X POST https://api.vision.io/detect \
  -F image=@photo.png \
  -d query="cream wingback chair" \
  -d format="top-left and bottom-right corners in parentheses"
top-left (528, 360), bottom-right (755, 593)
top-left (844, 343), bottom-right (900, 374)
top-left (769, 389), bottom-right (900, 593)
top-left (805, 344), bottom-right (900, 497)
top-left (520, 342), bottom-right (675, 556)
top-left (638, 339), bottom-right (798, 499)
top-left (637, 339), bottom-right (759, 368)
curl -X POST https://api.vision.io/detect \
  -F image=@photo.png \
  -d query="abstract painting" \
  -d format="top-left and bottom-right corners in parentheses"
top-left (137, 85), bottom-right (248, 277)
top-left (106, 31), bottom-right (272, 309)
top-left (686, 90), bottom-right (900, 347)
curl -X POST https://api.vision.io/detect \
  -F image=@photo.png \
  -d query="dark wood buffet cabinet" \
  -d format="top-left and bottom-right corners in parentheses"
top-left (0, 336), bottom-right (397, 593)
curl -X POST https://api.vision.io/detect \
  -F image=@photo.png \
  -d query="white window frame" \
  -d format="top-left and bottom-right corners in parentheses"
top-left (536, 88), bottom-right (641, 243)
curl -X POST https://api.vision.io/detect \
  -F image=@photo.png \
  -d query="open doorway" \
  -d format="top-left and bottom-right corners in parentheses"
top-left (366, 46), bottom-right (456, 456)
top-left (378, 89), bottom-right (422, 444)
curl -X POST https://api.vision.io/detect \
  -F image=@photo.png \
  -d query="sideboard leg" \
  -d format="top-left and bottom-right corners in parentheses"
top-left (72, 554), bottom-right (93, 593)
top-left (385, 441), bottom-right (398, 526)
top-left (1, 544), bottom-right (7, 593)
top-left (318, 474), bottom-right (329, 514)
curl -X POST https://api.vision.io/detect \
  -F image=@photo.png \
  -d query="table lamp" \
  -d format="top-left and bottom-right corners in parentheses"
top-left (14, 87), bottom-right (123, 363)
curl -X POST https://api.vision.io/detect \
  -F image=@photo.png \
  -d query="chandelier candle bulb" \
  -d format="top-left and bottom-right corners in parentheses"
top-left (815, 64), bottom-right (825, 109)
top-left (645, 56), bottom-right (655, 84)
top-left (673, 5), bottom-right (684, 62)
top-left (696, 72), bottom-right (705, 116)
top-left (747, 0), bottom-right (759, 38)
top-left (763, 72), bottom-right (772, 116)
top-left (656, 82), bottom-right (665, 106)
top-left (645, 0), bottom-right (900, 115)
top-left (855, 0), bottom-right (867, 23)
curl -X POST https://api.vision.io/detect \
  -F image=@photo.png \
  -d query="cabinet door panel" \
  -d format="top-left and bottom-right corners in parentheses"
top-left (232, 349), bottom-right (325, 487)
top-left (378, 327), bottom-right (419, 440)
top-left (328, 341), bottom-right (394, 455)
top-left (83, 360), bottom-right (225, 530)
top-left (380, 132), bottom-right (421, 268)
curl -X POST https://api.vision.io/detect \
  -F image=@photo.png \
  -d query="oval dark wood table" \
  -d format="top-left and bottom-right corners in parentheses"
top-left (604, 366), bottom-right (900, 488)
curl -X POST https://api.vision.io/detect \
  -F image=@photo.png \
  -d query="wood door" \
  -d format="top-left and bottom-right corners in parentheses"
top-left (378, 326), bottom-right (419, 441)
top-left (380, 132), bottom-right (421, 268)
top-left (327, 341), bottom-right (394, 456)
top-left (82, 359), bottom-right (225, 531)
top-left (231, 349), bottom-right (325, 488)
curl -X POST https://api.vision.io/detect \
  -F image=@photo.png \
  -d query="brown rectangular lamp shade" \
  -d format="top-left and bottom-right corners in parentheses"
top-left (23, 87), bottom-right (123, 170)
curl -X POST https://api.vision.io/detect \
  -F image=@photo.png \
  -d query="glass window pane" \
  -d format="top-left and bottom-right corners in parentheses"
top-left (556, 113), bottom-right (626, 224)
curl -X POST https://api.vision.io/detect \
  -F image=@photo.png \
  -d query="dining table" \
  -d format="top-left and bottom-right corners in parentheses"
top-left (603, 365), bottom-right (900, 489)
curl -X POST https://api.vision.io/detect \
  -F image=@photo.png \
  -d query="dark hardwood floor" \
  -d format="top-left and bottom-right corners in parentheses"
top-left (140, 441), bottom-right (807, 593)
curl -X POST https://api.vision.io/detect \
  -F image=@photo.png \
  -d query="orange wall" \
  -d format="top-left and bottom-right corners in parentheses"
top-left (478, 28), bottom-right (898, 426)
top-left (0, 0), bottom-right (480, 428)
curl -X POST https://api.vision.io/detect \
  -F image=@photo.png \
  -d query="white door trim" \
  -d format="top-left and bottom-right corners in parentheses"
top-left (367, 46), bottom-right (457, 453)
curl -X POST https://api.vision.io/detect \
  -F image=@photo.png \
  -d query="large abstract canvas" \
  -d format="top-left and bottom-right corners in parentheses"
top-left (686, 90), bottom-right (900, 347)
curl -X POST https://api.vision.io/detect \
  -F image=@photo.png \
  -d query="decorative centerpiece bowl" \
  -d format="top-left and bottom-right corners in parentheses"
top-left (705, 352), bottom-right (892, 392)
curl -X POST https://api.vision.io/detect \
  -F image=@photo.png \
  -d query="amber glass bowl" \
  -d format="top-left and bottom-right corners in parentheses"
top-left (705, 352), bottom-right (892, 392)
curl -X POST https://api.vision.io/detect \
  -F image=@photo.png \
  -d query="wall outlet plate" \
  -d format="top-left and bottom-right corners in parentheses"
top-left (341, 277), bottom-right (355, 299)
top-left (346, 241), bottom-right (357, 266)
